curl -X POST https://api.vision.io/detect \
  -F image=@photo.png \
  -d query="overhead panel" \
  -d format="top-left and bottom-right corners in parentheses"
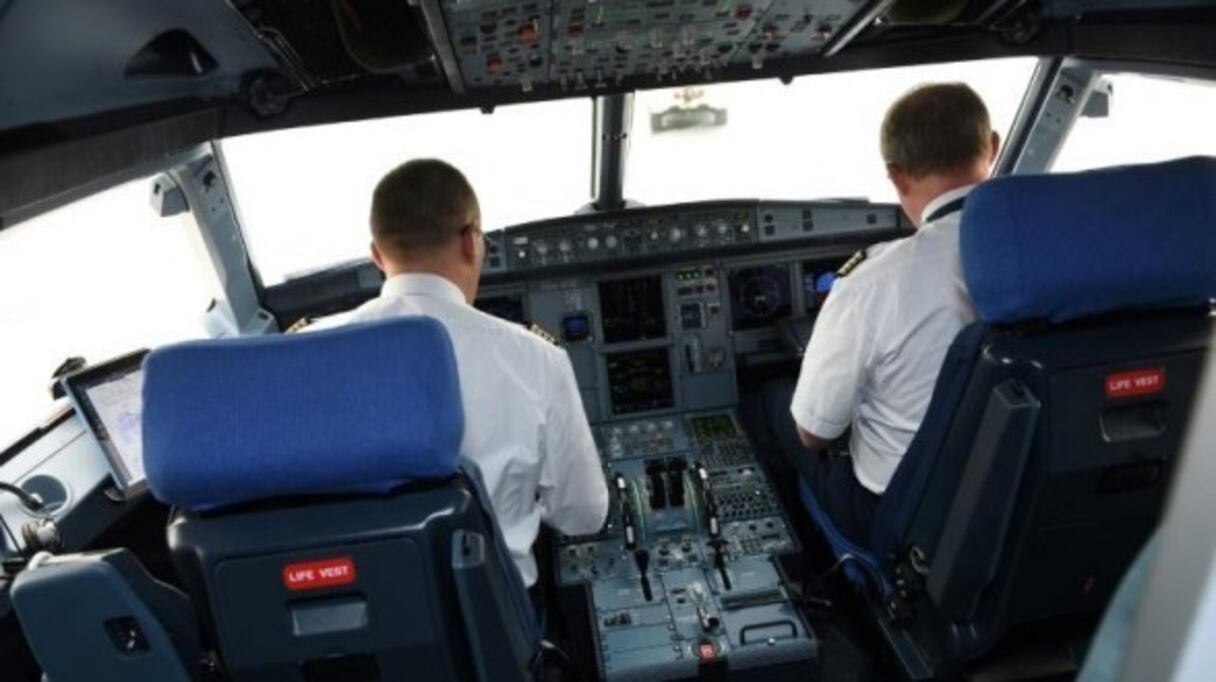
top-left (439, 0), bottom-right (872, 93)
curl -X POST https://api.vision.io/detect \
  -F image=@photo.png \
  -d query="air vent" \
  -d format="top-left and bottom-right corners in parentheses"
top-left (331, 0), bottom-right (433, 73)
top-left (124, 30), bottom-right (217, 79)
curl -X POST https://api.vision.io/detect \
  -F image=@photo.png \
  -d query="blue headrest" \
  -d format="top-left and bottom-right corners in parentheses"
top-left (143, 317), bottom-right (464, 512)
top-left (961, 157), bottom-right (1216, 324)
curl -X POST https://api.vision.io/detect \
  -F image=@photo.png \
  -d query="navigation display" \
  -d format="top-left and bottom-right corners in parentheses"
top-left (728, 265), bottom-right (792, 331)
top-left (606, 348), bottom-right (674, 415)
top-left (599, 276), bottom-right (667, 344)
top-left (62, 350), bottom-right (149, 494)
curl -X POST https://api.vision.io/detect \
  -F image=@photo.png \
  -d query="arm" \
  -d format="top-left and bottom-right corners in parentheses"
top-left (789, 280), bottom-right (873, 452)
top-left (538, 351), bottom-right (609, 536)
top-left (797, 426), bottom-right (834, 452)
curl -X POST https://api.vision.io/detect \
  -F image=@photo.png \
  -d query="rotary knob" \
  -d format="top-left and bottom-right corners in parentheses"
top-left (715, 220), bottom-right (729, 236)
top-left (534, 240), bottom-right (550, 255)
top-left (587, 236), bottom-right (600, 251)
top-left (694, 223), bottom-right (708, 238)
top-left (605, 234), bottom-right (619, 249)
top-left (669, 227), bottom-right (684, 243)
top-left (558, 238), bottom-right (572, 253)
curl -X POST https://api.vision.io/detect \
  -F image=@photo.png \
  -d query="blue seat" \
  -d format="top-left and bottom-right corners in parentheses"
top-left (12, 549), bottom-right (203, 682)
top-left (800, 157), bottom-right (1216, 677)
top-left (140, 317), bottom-right (539, 682)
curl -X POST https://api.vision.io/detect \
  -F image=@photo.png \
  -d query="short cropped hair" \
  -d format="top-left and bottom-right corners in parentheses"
top-left (370, 159), bottom-right (479, 259)
top-left (881, 83), bottom-right (992, 178)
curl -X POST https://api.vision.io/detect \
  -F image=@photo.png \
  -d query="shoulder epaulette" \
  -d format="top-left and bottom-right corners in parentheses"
top-left (837, 249), bottom-right (868, 278)
top-left (528, 322), bottom-right (559, 346)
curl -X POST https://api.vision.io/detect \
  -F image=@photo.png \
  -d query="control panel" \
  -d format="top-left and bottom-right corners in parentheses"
top-left (507, 206), bottom-right (757, 271)
top-left (557, 411), bottom-right (816, 679)
top-left (438, 0), bottom-right (868, 92)
top-left (262, 199), bottom-right (904, 326)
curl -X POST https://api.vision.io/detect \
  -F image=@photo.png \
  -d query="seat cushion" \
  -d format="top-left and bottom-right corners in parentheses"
top-left (143, 317), bottom-right (464, 512)
top-left (799, 479), bottom-right (891, 597)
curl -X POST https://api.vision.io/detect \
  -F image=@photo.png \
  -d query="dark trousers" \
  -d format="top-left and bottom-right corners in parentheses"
top-left (762, 378), bottom-right (879, 547)
top-left (804, 452), bottom-right (879, 547)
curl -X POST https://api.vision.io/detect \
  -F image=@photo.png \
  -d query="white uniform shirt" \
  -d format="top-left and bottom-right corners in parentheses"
top-left (344, 273), bottom-right (609, 586)
top-left (790, 186), bottom-right (979, 493)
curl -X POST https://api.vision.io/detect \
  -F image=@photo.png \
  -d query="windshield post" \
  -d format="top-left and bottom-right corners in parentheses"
top-left (1003, 59), bottom-right (1102, 175)
top-left (166, 144), bottom-right (277, 336)
top-left (592, 94), bottom-right (633, 212)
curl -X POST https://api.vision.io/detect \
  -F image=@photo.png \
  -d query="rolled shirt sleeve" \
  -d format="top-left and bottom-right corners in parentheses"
top-left (790, 279), bottom-right (875, 440)
top-left (539, 349), bottom-right (610, 536)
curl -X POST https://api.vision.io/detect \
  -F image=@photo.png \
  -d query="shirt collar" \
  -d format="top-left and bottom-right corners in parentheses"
top-left (381, 273), bottom-right (467, 305)
top-left (920, 183), bottom-right (978, 226)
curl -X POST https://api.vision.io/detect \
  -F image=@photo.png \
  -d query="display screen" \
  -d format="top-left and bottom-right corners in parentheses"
top-left (599, 276), bottom-right (667, 344)
top-left (475, 294), bottom-right (527, 324)
top-left (801, 258), bottom-right (847, 313)
top-left (63, 351), bottom-right (149, 492)
top-left (562, 313), bottom-right (593, 342)
top-left (606, 348), bottom-right (675, 415)
top-left (690, 414), bottom-right (737, 440)
top-left (728, 265), bottom-right (792, 331)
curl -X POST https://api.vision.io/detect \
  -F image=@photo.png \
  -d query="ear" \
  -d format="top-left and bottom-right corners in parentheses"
top-left (887, 163), bottom-right (911, 197)
top-left (989, 130), bottom-right (1002, 166)
top-left (370, 241), bottom-right (386, 273)
top-left (459, 227), bottom-right (479, 264)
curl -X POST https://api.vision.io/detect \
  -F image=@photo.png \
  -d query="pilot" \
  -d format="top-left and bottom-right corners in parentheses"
top-left (789, 83), bottom-right (999, 543)
top-left (345, 158), bottom-right (609, 587)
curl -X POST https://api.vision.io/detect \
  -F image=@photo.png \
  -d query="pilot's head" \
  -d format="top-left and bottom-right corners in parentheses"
top-left (369, 158), bottom-right (484, 302)
top-left (881, 83), bottom-right (1000, 227)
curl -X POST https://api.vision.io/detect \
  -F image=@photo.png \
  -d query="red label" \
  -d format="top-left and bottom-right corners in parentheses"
top-left (282, 557), bottom-right (356, 592)
top-left (1105, 367), bottom-right (1166, 399)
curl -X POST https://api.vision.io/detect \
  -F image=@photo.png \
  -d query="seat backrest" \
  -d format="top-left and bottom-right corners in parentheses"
top-left (142, 317), bottom-right (537, 682)
top-left (872, 157), bottom-right (1216, 662)
top-left (11, 548), bottom-right (202, 682)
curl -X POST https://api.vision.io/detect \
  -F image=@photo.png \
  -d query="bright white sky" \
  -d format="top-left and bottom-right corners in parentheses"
top-left (3, 60), bottom-right (1216, 448)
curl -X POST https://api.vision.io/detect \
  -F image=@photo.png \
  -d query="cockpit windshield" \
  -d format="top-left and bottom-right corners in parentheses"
top-left (223, 98), bottom-right (593, 286)
top-left (224, 59), bottom-right (1033, 285)
top-left (626, 58), bottom-right (1037, 205)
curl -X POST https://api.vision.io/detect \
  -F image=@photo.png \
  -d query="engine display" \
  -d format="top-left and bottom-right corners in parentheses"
top-left (606, 348), bottom-right (674, 415)
top-left (728, 265), bottom-right (792, 331)
top-left (600, 276), bottom-right (667, 344)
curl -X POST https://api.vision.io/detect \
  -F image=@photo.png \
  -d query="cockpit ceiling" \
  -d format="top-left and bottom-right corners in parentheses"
top-left (3, 0), bottom-right (1215, 138)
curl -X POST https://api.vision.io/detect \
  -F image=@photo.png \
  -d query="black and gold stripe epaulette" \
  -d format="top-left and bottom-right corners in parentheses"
top-left (837, 249), bottom-right (868, 278)
top-left (528, 322), bottom-right (559, 346)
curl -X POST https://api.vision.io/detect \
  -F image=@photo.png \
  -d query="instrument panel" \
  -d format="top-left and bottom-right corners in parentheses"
top-left (439, 0), bottom-right (868, 93)
top-left (557, 410), bottom-right (815, 679)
